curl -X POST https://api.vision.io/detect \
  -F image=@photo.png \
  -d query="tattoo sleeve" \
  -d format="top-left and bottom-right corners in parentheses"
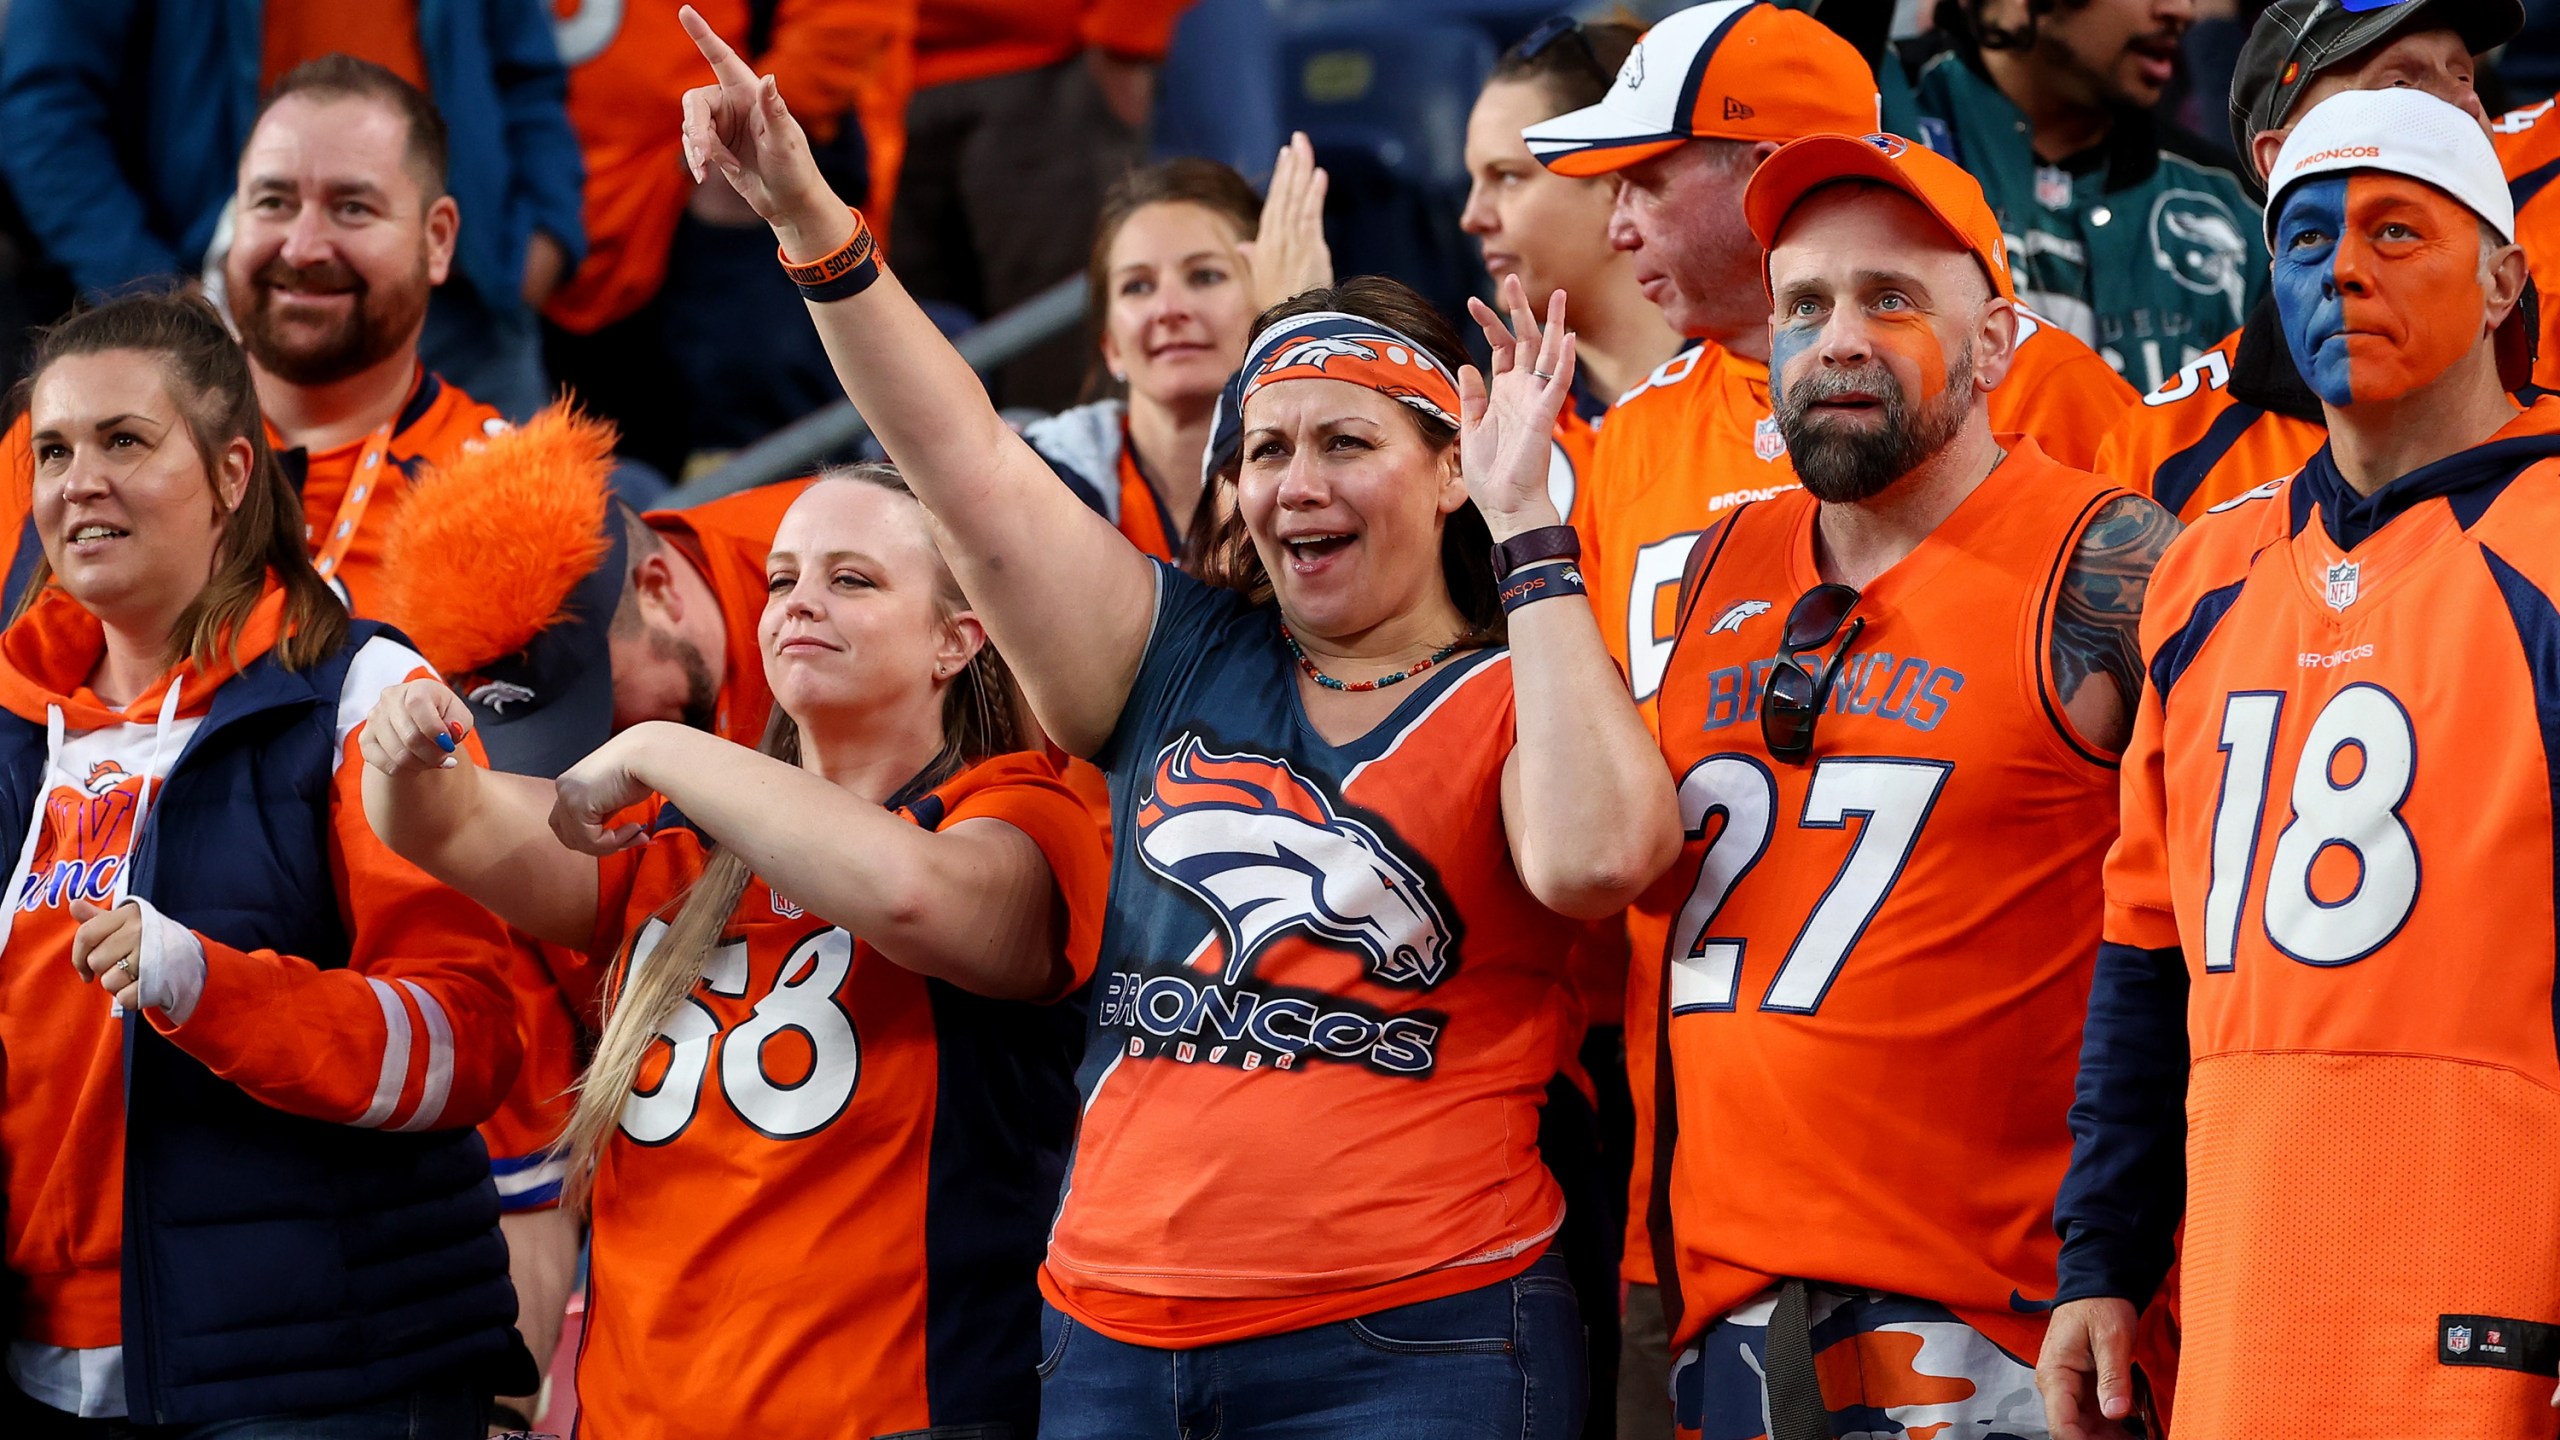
top-left (2051, 494), bottom-right (2182, 757)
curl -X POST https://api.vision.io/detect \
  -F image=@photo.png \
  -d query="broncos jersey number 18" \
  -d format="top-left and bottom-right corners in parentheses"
top-left (2099, 416), bottom-right (2560, 1434)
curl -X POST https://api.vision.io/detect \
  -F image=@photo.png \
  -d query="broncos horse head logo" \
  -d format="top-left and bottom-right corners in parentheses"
top-left (1134, 737), bottom-right (1454, 988)
top-left (1264, 336), bottom-right (1381, 377)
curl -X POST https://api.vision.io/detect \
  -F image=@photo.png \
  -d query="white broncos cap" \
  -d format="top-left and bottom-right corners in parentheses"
top-left (2264, 87), bottom-right (2514, 245)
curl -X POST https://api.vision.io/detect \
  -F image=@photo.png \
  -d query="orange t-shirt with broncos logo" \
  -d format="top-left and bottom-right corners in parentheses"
top-left (1042, 562), bottom-right (1581, 1345)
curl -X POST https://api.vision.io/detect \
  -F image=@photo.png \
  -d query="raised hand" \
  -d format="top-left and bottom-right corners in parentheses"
top-left (676, 5), bottom-right (839, 246)
top-left (1458, 274), bottom-right (1576, 540)
top-left (361, 678), bottom-right (474, 777)
top-left (1244, 132), bottom-right (1333, 313)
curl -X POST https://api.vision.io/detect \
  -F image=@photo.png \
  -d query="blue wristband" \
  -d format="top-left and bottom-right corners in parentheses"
top-left (1499, 559), bottom-right (1585, 615)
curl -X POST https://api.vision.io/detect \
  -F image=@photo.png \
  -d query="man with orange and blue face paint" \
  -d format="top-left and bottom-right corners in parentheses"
top-left (2268, 143), bottom-right (2533, 409)
top-left (2039, 87), bottom-right (2560, 1440)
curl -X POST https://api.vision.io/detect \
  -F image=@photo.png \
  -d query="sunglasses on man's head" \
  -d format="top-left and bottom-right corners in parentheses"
top-left (1760, 583), bottom-right (1864, 765)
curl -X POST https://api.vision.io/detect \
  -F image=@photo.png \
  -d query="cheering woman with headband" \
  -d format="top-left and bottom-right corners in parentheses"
top-left (673, 7), bottom-right (1680, 1435)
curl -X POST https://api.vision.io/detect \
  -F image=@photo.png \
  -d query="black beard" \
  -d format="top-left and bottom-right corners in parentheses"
top-left (1774, 347), bottom-right (1974, 504)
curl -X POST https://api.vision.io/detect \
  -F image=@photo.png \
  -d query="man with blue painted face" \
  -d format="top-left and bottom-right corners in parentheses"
top-left (2038, 86), bottom-right (2560, 1440)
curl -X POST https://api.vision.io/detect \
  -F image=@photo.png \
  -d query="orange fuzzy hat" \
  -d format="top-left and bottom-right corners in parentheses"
top-left (379, 404), bottom-right (617, 677)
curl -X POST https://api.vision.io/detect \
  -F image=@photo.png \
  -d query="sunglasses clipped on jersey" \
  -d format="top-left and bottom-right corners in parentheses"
top-left (1762, 583), bottom-right (1865, 764)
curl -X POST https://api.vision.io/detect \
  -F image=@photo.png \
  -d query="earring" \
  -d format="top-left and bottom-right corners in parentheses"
top-left (1109, 368), bottom-right (1128, 384)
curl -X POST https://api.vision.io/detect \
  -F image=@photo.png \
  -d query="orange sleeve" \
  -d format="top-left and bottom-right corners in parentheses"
top-left (940, 751), bottom-right (1114, 995)
top-left (151, 687), bottom-right (524, 1133)
top-left (1079, 0), bottom-right (1194, 61)
top-left (1995, 330), bottom-right (2139, 472)
top-left (2090, 409), bottom-right (2140, 493)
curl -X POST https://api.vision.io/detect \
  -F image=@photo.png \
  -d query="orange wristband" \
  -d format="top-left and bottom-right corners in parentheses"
top-left (778, 208), bottom-right (879, 300)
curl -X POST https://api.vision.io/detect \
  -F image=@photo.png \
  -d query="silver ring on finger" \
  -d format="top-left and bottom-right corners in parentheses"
top-left (1531, 368), bottom-right (1555, 382)
top-left (113, 958), bottom-right (137, 985)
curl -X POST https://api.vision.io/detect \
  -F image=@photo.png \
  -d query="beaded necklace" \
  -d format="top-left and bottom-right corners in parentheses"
top-left (1280, 624), bottom-right (1464, 693)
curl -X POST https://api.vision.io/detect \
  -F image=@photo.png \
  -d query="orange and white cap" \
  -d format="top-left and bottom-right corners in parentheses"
top-left (1521, 0), bottom-right (1880, 178)
top-left (1742, 131), bottom-right (2017, 303)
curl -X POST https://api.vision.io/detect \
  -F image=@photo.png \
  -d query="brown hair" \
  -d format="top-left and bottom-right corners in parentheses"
top-left (557, 463), bottom-right (1029, 1208)
top-left (8, 293), bottom-right (348, 671)
top-left (1489, 18), bottom-right (1644, 116)
top-left (260, 54), bottom-right (451, 197)
top-left (1083, 159), bottom-right (1265, 401)
top-left (1193, 276), bottom-right (1505, 643)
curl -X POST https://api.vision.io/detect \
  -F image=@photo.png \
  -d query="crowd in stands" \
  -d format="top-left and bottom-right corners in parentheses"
top-left (1, 0), bottom-right (2558, 1437)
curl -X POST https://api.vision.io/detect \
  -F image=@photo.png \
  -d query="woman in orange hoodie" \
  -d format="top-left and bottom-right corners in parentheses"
top-left (0, 293), bottom-right (532, 1435)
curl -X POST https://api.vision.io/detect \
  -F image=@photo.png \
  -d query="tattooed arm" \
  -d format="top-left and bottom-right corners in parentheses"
top-left (2051, 494), bottom-right (2182, 757)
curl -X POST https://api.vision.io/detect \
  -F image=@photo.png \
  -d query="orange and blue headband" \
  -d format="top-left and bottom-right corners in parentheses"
top-left (1239, 313), bottom-right (1464, 430)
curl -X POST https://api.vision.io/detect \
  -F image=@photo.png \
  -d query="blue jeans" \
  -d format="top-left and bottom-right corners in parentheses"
top-left (3, 1383), bottom-right (486, 1439)
top-left (1039, 1251), bottom-right (1585, 1439)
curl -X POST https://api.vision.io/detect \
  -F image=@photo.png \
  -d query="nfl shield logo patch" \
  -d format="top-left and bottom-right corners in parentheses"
top-left (2035, 164), bottom-right (2073, 211)
top-left (2325, 559), bottom-right (2361, 611)
top-left (1753, 415), bottom-right (1786, 462)
top-left (2449, 1325), bottom-right (2473, 1354)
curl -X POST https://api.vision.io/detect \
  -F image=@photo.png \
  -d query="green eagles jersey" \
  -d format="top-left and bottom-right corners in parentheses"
top-left (1907, 48), bottom-right (2266, 394)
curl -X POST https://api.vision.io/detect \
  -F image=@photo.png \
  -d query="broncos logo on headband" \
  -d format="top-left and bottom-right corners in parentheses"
top-left (1241, 311), bottom-right (1465, 426)
top-left (1263, 336), bottom-right (1381, 376)
top-left (1134, 736), bottom-right (1454, 989)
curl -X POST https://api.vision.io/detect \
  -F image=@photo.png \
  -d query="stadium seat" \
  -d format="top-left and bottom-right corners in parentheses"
top-left (1280, 7), bottom-right (1498, 327)
top-left (1155, 0), bottom-right (1291, 180)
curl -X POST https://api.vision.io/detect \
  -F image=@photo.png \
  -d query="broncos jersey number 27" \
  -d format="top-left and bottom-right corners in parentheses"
top-left (2203, 683), bottom-right (2420, 973)
top-left (1665, 754), bottom-right (1952, 1015)
top-left (620, 918), bottom-right (862, 1145)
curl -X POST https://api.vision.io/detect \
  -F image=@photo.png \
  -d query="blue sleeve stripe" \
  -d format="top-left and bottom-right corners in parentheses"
top-left (2146, 578), bottom-right (2248, 703)
top-left (2151, 402), bottom-right (2264, 520)
top-left (493, 1149), bottom-right (569, 1213)
top-left (2513, 153), bottom-right (2560, 215)
top-left (2478, 545), bottom-right (2560, 1066)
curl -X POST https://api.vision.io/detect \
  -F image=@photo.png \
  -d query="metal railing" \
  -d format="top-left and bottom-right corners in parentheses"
top-left (659, 275), bottom-right (1090, 510)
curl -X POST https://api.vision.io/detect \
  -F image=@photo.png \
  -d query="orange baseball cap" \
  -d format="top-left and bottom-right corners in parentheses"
top-left (1522, 0), bottom-right (1880, 178)
top-left (1742, 131), bottom-right (2017, 303)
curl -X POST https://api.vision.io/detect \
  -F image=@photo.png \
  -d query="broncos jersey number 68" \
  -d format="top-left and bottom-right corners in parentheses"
top-left (619, 920), bottom-right (862, 1144)
top-left (2203, 683), bottom-right (2421, 972)
top-left (1665, 754), bottom-right (1953, 1016)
